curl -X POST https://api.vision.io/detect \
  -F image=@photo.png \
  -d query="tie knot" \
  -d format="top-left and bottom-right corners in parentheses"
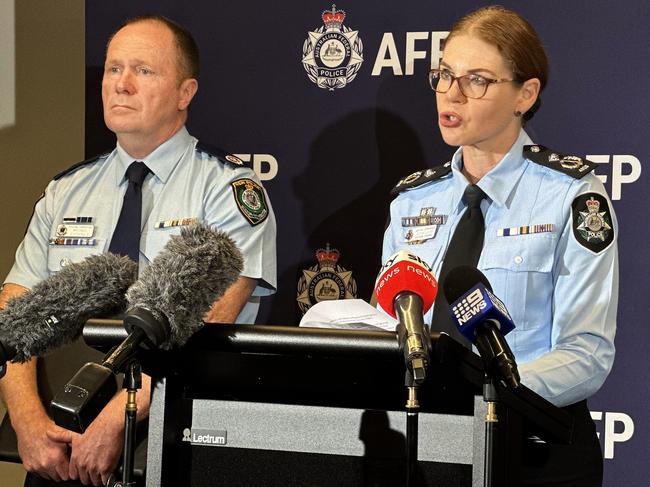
top-left (125, 161), bottom-right (150, 186)
top-left (462, 184), bottom-right (486, 209)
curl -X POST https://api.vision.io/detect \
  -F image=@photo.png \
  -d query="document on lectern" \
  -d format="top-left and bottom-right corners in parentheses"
top-left (299, 299), bottom-right (398, 332)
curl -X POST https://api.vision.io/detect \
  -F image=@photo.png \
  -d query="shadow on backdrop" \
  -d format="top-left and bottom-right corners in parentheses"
top-left (266, 108), bottom-right (425, 326)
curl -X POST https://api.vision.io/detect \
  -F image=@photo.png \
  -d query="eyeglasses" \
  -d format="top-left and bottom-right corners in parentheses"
top-left (428, 68), bottom-right (515, 99)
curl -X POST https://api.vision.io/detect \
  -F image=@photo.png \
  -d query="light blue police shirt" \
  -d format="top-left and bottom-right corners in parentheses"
top-left (5, 127), bottom-right (277, 324)
top-left (382, 129), bottom-right (618, 407)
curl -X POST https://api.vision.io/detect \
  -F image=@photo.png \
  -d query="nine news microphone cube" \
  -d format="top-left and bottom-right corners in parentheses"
top-left (449, 283), bottom-right (515, 339)
top-left (51, 362), bottom-right (118, 433)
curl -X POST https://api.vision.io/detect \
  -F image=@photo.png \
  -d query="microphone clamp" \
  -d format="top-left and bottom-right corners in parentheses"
top-left (124, 306), bottom-right (171, 349)
top-left (394, 292), bottom-right (432, 385)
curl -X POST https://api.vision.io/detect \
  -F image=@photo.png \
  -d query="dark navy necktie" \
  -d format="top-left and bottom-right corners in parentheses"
top-left (430, 184), bottom-right (487, 345)
top-left (108, 161), bottom-right (150, 264)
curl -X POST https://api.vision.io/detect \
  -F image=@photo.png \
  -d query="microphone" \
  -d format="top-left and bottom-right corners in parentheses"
top-left (52, 223), bottom-right (244, 432)
top-left (374, 251), bottom-right (438, 383)
top-left (443, 266), bottom-right (520, 388)
top-left (124, 222), bottom-right (244, 349)
top-left (0, 253), bottom-right (138, 373)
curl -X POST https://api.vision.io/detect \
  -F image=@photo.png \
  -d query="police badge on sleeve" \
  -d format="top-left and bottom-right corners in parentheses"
top-left (571, 192), bottom-right (614, 253)
top-left (231, 179), bottom-right (269, 226)
top-left (301, 5), bottom-right (364, 91)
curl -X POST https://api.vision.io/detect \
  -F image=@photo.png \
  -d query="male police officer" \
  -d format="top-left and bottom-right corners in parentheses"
top-left (0, 16), bottom-right (276, 486)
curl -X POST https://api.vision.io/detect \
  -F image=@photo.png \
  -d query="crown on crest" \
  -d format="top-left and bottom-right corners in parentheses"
top-left (322, 4), bottom-right (346, 30)
top-left (586, 197), bottom-right (600, 212)
top-left (316, 243), bottom-right (340, 267)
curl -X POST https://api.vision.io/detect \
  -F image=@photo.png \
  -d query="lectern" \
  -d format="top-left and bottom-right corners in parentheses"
top-left (81, 321), bottom-right (573, 487)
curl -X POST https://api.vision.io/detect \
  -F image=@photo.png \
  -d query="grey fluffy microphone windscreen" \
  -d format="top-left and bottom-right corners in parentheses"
top-left (0, 253), bottom-right (137, 363)
top-left (124, 222), bottom-right (244, 349)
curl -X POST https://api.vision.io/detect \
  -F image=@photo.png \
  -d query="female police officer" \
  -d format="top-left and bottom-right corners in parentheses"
top-left (383, 6), bottom-right (617, 485)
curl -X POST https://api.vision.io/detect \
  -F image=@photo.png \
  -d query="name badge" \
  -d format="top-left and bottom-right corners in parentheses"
top-left (404, 225), bottom-right (437, 243)
top-left (56, 224), bottom-right (95, 238)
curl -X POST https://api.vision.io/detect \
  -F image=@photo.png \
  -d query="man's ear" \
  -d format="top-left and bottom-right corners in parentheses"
top-left (178, 78), bottom-right (198, 111)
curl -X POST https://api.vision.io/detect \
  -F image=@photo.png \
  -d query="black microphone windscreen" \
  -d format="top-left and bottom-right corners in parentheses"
top-left (125, 223), bottom-right (243, 348)
top-left (0, 253), bottom-right (137, 362)
top-left (442, 265), bottom-right (492, 304)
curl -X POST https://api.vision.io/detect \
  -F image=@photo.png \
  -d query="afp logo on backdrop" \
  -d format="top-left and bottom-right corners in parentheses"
top-left (591, 410), bottom-right (635, 460)
top-left (589, 155), bottom-right (642, 201)
top-left (233, 153), bottom-right (278, 182)
top-left (301, 4), bottom-right (364, 91)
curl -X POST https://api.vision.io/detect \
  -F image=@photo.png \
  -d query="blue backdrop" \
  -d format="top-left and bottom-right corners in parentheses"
top-left (86, 2), bottom-right (648, 484)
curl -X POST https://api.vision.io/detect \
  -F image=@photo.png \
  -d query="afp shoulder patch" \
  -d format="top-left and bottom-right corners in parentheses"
top-left (196, 141), bottom-right (249, 168)
top-left (390, 162), bottom-right (452, 195)
top-left (524, 145), bottom-right (596, 179)
top-left (571, 192), bottom-right (614, 253)
top-left (231, 178), bottom-right (269, 226)
top-left (53, 152), bottom-right (110, 181)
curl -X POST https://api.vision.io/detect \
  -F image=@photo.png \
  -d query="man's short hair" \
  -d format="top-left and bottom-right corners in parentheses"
top-left (107, 15), bottom-right (200, 80)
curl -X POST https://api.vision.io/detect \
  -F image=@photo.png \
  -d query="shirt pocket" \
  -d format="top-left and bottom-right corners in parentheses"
top-left (141, 228), bottom-right (181, 264)
top-left (479, 235), bottom-right (556, 331)
top-left (47, 240), bottom-right (105, 273)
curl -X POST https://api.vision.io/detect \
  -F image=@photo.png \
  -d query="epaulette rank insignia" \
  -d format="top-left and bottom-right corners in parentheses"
top-left (524, 145), bottom-right (596, 179)
top-left (390, 162), bottom-right (452, 196)
top-left (53, 152), bottom-right (110, 181)
top-left (196, 142), bottom-right (249, 168)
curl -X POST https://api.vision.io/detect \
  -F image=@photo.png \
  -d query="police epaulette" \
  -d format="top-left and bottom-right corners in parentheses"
top-left (195, 141), bottom-right (249, 168)
top-left (53, 152), bottom-right (110, 181)
top-left (524, 145), bottom-right (597, 179)
top-left (390, 162), bottom-right (452, 195)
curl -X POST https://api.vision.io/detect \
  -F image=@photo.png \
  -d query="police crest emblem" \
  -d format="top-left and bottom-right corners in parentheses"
top-left (297, 244), bottom-right (357, 314)
top-left (231, 178), bottom-right (269, 226)
top-left (301, 5), bottom-right (364, 91)
top-left (572, 192), bottom-right (614, 253)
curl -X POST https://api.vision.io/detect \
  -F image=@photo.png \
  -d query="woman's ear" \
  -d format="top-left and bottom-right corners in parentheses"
top-left (517, 78), bottom-right (541, 116)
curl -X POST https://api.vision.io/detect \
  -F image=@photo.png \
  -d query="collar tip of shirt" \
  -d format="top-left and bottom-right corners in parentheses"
top-left (491, 198), bottom-right (505, 209)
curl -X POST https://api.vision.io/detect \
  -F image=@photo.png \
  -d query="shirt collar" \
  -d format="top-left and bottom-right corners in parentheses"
top-left (114, 126), bottom-right (194, 185)
top-left (449, 128), bottom-right (534, 210)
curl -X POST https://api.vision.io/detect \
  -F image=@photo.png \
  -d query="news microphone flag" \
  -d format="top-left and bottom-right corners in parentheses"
top-left (374, 251), bottom-right (437, 318)
top-left (449, 283), bottom-right (515, 341)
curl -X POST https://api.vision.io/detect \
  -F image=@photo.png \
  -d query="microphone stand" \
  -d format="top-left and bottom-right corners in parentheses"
top-left (393, 294), bottom-right (431, 487)
top-left (482, 375), bottom-right (498, 487)
top-left (475, 324), bottom-right (520, 486)
top-left (405, 372), bottom-right (420, 487)
top-left (97, 333), bottom-right (145, 487)
top-left (120, 360), bottom-right (142, 487)
top-left (106, 359), bottom-right (142, 487)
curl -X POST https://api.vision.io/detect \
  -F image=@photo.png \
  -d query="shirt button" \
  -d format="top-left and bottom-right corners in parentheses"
top-left (514, 255), bottom-right (523, 265)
